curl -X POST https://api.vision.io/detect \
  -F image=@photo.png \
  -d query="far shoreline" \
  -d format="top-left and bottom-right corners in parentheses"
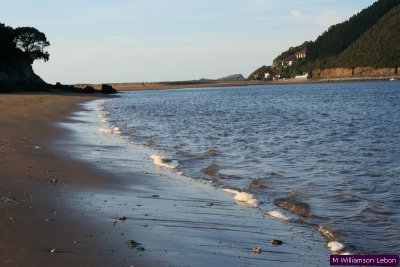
top-left (74, 75), bottom-right (399, 92)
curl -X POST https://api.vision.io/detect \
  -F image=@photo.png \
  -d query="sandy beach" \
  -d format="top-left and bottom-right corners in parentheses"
top-left (0, 92), bottom-right (330, 266)
top-left (0, 93), bottom-right (132, 266)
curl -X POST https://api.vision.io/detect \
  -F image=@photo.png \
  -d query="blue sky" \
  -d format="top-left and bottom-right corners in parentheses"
top-left (1, 0), bottom-right (376, 83)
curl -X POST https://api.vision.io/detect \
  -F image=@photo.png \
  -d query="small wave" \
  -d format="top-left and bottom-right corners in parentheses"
top-left (147, 138), bottom-right (156, 148)
top-left (266, 172), bottom-right (284, 178)
top-left (150, 154), bottom-right (177, 170)
top-left (274, 198), bottom-right (311, 218)
top-left (319, 225), bottom-right (348, 254)
top-left (175, 150), bottom-right (192, 157)
top-left (266, 210), bottom-right (290, 221)
top-left (250, 178), bottom-right (269, 189)
top-left (222, 188), bottom-right (258, 207)
top-left (203, 149), bottom-right (219, 157)
top-left (201, 163), bottom-right (219, 177)
top-left (361, 207), bottom-right (395, 216)
top-left (318, 225), bottom-right (336, 240)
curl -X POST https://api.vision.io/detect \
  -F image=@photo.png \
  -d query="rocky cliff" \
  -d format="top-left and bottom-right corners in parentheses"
top-left (313, 67), bottom-right (400, 78)
top-left (0, 59), bottom-right (44, 84)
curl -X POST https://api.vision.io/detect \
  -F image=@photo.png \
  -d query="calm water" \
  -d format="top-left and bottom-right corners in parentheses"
top-left (101, 82), bottom-right (400, 254)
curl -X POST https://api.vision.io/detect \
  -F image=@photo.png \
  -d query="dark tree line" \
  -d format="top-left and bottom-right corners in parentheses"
top-left (0, 23), bottom-right (50, 63)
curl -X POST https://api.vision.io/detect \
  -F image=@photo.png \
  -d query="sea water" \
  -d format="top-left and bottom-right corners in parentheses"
top-left (99, 81), bottom-right (400, 255)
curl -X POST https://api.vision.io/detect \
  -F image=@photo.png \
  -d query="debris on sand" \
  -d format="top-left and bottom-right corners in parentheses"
top-left (127, 240), bottom-right (145, 251)
top-left (50, 248), bottom-right (56, 253)
top-left (48, 178), bottom-right (58, 184)
top-left (1, 196), bottom-right (16, 203)
top-left (117, 216), bottom-right (127, 221)
top-left (252, 247), bottom-right (262, 254)
top-left (271, 239), bottom-right (283, 245)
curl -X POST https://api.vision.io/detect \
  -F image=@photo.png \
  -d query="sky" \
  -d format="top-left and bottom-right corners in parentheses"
top-left (1, 0), bottom-right (376, 84)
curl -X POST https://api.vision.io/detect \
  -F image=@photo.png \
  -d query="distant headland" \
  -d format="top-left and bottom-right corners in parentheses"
top-left (249, 0), bottom-right (400, 81)
top-left (0, 23), bottom-right (116, 94)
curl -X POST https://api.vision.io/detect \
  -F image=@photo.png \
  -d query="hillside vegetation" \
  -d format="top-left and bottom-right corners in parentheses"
top-left (255, 0), bottom-right (400, 79)
top-left (326, 4), bottom-right (400, 68)
top-left (218, 74), bottom-right (246, 81)
top-left (307, 0), bottom-right (399, 63)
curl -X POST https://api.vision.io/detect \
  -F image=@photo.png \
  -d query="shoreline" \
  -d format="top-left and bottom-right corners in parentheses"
top-left (74, 75), bottom-right (399, 91)
top-left (0, 93), bottom-right (139, 266)
top-left (0, 92), bottom-right (330, 266)
top-left (59, 98), bottom-right (330, 266)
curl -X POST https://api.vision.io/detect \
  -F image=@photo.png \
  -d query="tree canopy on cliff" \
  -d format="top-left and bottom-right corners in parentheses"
top-left (14, 27), bottom-right (50, 63)
top-left (0, 23), bottom-right (50, 63)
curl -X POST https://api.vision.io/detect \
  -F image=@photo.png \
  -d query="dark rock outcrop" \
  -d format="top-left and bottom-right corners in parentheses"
top-left (0, 60), bottom-right (43, 83)
top-left (313, 67), bottom-right (399, 78)
top-left (0, 58), bottom-right (45, 91)
top-left (101, 84), bottom-right (117, 94)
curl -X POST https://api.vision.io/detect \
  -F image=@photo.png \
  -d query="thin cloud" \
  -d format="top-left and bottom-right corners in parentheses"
top-left (290, 9), bottom-right (344, 27)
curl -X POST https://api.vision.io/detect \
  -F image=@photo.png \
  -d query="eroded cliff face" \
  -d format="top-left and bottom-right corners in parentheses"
top-left (313, 67), bottom-right (400, 78)
top-left (0, 59), bottom-right (44, 84)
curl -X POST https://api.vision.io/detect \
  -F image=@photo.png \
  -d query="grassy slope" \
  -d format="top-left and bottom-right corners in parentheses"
top-left (327, 5), bottom-right (400, 68)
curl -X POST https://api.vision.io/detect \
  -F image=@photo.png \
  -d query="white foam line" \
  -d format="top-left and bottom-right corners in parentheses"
top-left (150, 154), bottom-right (177, 170)
top-left (327, 241), bottom-right (345, 253)
top-left (98, 127), bottom-right (122, 135)
top-left (99, 128), bottom-right (113, 134)
top-left (222, 188), bottom-right (241, 195)
top-left (113, 127), bottom-right (122, 135)
top-left (266, 210), bottom-right (290, 221)
top-left (222, 188), bottom-right (258, 208)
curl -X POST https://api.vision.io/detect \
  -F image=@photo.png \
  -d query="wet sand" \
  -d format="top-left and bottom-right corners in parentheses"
top-left (0, 93), bottom-right (330, 266)
top-left (0, 93), bottom-right (137, 266)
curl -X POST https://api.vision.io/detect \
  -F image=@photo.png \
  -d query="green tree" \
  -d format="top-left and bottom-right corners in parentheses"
top-left (13, 27), bottom-right (50, 63)
top-left (0, 23), bottom-right (16, 57)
